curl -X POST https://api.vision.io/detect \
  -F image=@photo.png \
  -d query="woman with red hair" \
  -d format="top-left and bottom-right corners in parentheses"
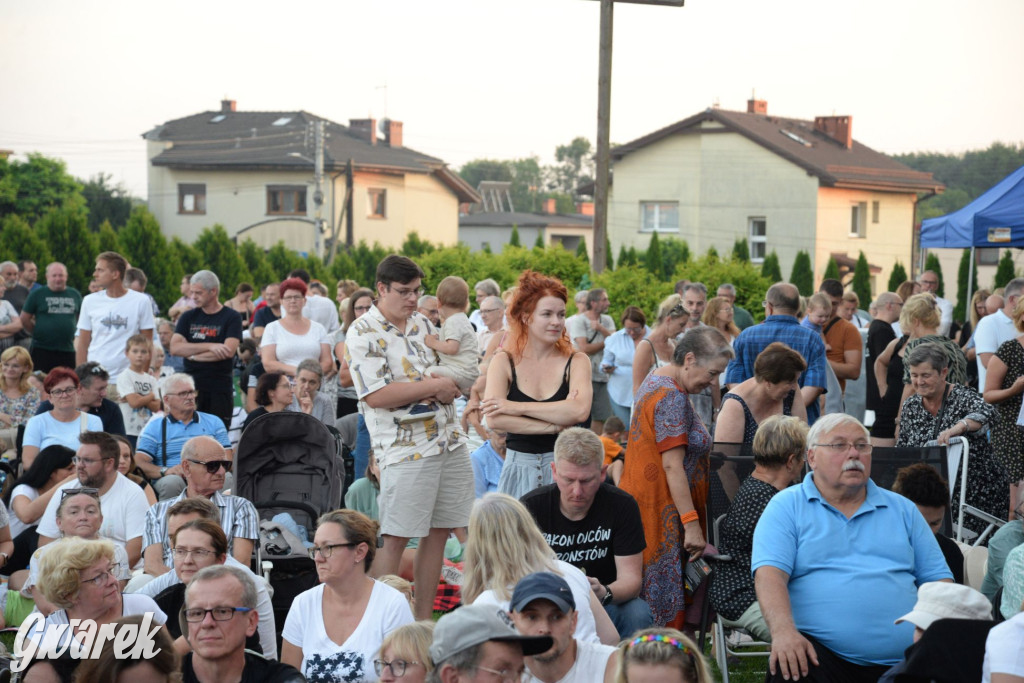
top-left (22, 367), bottom-right (103, 470)
top-left (481, 271), bottom-right (592, 498)
top-left (260, 278), bottom-right (333, 378)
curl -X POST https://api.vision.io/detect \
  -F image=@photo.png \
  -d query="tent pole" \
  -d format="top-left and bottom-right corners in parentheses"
top-left (966, 247), bottom-right (975, 326)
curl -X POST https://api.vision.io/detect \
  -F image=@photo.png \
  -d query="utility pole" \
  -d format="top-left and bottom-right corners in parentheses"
top-left (590, 0), bottom-right (683, 274)
top-left (313, 120), bottom-right (325, 257)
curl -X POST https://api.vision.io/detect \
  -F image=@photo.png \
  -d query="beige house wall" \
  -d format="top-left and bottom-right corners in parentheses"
top-left (815, 188), bottom-right (916, 300)
top-left (349, 171), bottom-right (459, 250)
top-left (607, 124), bottom-right (819, 279)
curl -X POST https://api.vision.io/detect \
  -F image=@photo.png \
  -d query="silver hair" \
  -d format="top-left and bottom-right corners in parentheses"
top-left (474, 279), bottom-right (501, 297)
top-left (717, 283), bottom-right (736, 295)
top-left (1004, 277), bottom-right (1024, 300)
top-left (161, 372), bottom-right (195, 399)
top-left (296, 358), bottom-right (324, 379)
top-left (806, 413), bottom-right (869, 451)
top-left (418, 294), bottom-right (438, 308)
top-left (673, 326), bottom-right (734, 366)
top-left (683, 282), bottom-right (708, 297)
top-left (906, 342), bottom-right (949, 371)
top-left (187, 565), bottom-right (258, 609)
top-left (190, 270), bottom-right (220, 292)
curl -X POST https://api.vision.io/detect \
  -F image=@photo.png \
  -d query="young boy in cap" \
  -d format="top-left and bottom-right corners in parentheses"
top-left (430, 602), bottom-right (551, 682)
top-left (509, 572), bottom-right (618, 683)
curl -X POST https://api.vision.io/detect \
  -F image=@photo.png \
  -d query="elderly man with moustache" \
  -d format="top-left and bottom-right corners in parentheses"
top-left (752, 413), bottom-right (953, 683)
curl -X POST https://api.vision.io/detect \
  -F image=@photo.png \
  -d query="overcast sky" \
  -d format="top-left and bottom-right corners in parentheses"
top-left (2, 0), bottom-right (1021, 198)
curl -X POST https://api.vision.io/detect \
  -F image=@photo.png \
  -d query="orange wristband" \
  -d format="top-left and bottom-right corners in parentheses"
top-left (679, 510), bottom-right (699, 525)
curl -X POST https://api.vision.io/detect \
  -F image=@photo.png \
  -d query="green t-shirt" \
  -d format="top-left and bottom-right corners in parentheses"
top-left (733, 305), bottom-right (756, 331)
top-left (23, 285), bottom-right (82, 352)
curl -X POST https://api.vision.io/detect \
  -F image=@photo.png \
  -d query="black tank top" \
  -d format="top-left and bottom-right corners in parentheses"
top-left (880, 335), bottom-right (909, 414)
top-left (506, 355), bottom-right (580, 454)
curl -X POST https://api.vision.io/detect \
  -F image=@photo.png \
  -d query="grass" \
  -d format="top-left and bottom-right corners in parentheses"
top-left (703, 636), bottom-right (770, 683)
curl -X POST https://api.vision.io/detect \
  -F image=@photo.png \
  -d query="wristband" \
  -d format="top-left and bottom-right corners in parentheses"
top-left (679, 510), bottom-right (699, 525)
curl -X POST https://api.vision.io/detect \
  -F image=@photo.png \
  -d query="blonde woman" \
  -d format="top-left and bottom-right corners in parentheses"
top-left (632, 295), bottom-right (689, 394)
top-left (702, 296), bottom-right (740, 346)
top-left (375, 621), bottom-right (435, 683)
top-left (615, 628), bottom-right (712, 683)
top-left (0, 346), bottom-right (40, 454)
top-left (462, 493), bottom-right (619, 646)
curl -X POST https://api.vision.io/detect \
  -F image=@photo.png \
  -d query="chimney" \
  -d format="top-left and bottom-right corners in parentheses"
top-left (747, 99), bottom-right (767, 115)
top-left (349, 118), bottom-right (377, 145)
top-left (576, 201), bottom-right (594, 216)
top-left (814, 115), bottom-right (853, 149)
top-left (220, 99), bottom-right (236, 113)
top-left (383, 120), bottom-right (403, 148)
top-left (543, 198), bottom-right (557, 214)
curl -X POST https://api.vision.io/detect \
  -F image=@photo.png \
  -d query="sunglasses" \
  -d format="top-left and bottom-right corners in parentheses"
top-left (61, 487), bottom-right (100, 500)
top-left (186, 459), bottom-right (233, 474)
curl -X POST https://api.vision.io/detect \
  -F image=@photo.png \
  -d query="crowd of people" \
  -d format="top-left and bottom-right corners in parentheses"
top-left (0, 248), bottom-right (1021, 683)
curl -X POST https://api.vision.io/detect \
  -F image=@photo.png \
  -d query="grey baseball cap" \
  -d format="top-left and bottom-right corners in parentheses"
top-left (429, 603), bottom-right (553, 664)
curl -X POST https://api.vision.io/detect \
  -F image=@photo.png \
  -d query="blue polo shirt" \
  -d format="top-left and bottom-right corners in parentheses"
top-left (135, 411), bottom-right (231, 468)
top-left (724, 315), bottom-right (828, 423)
top-left (751, 473), bottom-right (952, 666)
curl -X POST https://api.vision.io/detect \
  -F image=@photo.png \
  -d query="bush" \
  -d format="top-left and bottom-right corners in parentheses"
top-left (994, 250), bottom-right (1016, 290)
top-left (761, 251), bottom-right (783, 282)
top-left (823, 256), bottom-right (840, 282)
top-left (645, 232), bottom-right (665, 280)
top-left (732, 238), bottom-right (750, 262)
top-left (888, 261), bottom-right (908, 292)
top-left (852, 252), bottom-right (872, 307)
top-left (924, 252), bottom-right (945, 297)
top-left (592, 265), bottom-right (672, 324)
top-left (790, 251), bottom-right (814, 296)
top-left (954, 249), bottom-right (979, 322)
top-left (675, 253), bottom-right (772, 323)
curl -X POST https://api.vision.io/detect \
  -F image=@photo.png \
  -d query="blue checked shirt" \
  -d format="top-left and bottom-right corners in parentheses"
top-left (724, 315), bottom-right (828, 423)
top-left (143, 489), bottom-right (259, 567)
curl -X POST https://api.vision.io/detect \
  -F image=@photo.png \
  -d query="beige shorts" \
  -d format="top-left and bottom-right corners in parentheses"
top-left (378, 443), bottom-right (474, 539)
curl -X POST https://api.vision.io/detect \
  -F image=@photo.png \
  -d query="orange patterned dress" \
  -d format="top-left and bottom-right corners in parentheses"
top-left (620, 373), bottom-right (710, 628)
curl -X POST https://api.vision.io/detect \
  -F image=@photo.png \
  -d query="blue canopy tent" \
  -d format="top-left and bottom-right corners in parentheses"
top-left (919, 164), bottom-right (1024, 311)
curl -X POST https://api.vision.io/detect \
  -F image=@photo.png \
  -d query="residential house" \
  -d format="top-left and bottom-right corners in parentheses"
top-left (607, 99), bottom-right (944, 296)
top-left (143, 100), bottom-right (479, 255)
top-left (459, 183), bottom-right (594, 256)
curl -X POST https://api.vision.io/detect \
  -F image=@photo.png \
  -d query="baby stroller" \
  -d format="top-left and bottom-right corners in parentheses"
top-left (235, 412), bottom-right (347, 638)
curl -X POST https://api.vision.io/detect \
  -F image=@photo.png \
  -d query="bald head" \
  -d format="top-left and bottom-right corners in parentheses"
top-left (987, 294), bottom-right (1004, 315)
top-left (874, 292), bottom-right (902, 323)
top-left (765, 283), bottom-right (800, 315)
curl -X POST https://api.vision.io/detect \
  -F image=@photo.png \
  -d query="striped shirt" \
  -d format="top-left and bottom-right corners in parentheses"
top-left (143, 489), bottom-right (258, 567)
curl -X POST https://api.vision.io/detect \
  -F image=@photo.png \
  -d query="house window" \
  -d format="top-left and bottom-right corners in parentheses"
top-left (749, 217), bottom-right (767, 263)
top-left (368, 189), bottom-right (387, 218)
top-left (977, 248), bottom-right (999, 266)
top-left (267, 186), bottom-right (307, 216)
top-left (871, 201), bottom-right (880, 223)
top-left (178, 184), bottom-right (206, 215)
top-left (850, 202), bottom-right (867, 238)
top-left (640, 202), bottom-right (679, 232)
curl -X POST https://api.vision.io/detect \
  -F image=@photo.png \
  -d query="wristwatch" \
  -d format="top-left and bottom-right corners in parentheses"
top-left (160, 467), bottom-right (168, 477)
top-left (601, 584), bottom-right (614, 605)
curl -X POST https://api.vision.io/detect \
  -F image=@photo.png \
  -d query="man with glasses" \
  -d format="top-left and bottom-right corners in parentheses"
top-left (469, 278), bottom-right (501, 331)
top-left (346, 254), bottom-right (473, 620)
top-left (725, 282), bottom-right (828, 424)
top-left (36, 431), bottom-right (149, 567)
top-left (973, 276), bottom-right (1024, 393)
top-left (135, 373), bottom-right (233, 500)
top-left (916, 270), bottom-right (953, 337)
top-left (182, 565), bottom-right (302, 681)
top-left (20, 262), bottom-right (81, 373)
top-left (142, 435), bottom-right (257, 577)
top-left (430, 602), bottom-right (552, 683)
top-left (171, 270), bottom-right (243, 429)
top-left (418, 294), bottom-right (441, 327)
top-left (752, 414), bottom-right (952, 683)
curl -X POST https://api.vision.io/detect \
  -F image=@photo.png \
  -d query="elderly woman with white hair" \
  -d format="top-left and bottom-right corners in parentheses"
top-left (896, 342), bottom-right (1008, 537)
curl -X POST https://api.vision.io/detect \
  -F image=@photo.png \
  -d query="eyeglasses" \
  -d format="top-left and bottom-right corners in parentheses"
top-left (307, 542), bottom-right (357, 560)
top-left (813, 442), bottom-right (873, 454)
top-left (172, 547), bottom-right (217, 560)
top-left (167, 390), bottom-right (197, 399)
top-left (72, 454), bottom-right (112, 465)
top-left (373, 659), bottom-right (421, 677)
top-left (50, 387), bottom-right (77, 397)
top-left (281, 295), bottom-right (305, 302)
top-left (480, 308), bottom-right (501, 314)
top-left (183, 606), bottom-right (252, 622)
top-left (61, 486), bottom-right (100, 499)
top-left (85, 364), bottom-right (107, 376)
top-left (186, 458), bottom-right (233, 474)
top-left (476, 665), bottom-right (526, 682)
top-left (81, 566), bottom-right (116, 586)
top-left (388, 285), bottom-right (425, 300)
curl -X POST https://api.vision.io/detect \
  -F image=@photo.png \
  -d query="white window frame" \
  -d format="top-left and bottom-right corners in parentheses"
top-left (639, 201), bottom-right (679, 233)
top-left (749, 216), bottom-right (767, 263)
top-left (850, 202), bottom-right (867, 238)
